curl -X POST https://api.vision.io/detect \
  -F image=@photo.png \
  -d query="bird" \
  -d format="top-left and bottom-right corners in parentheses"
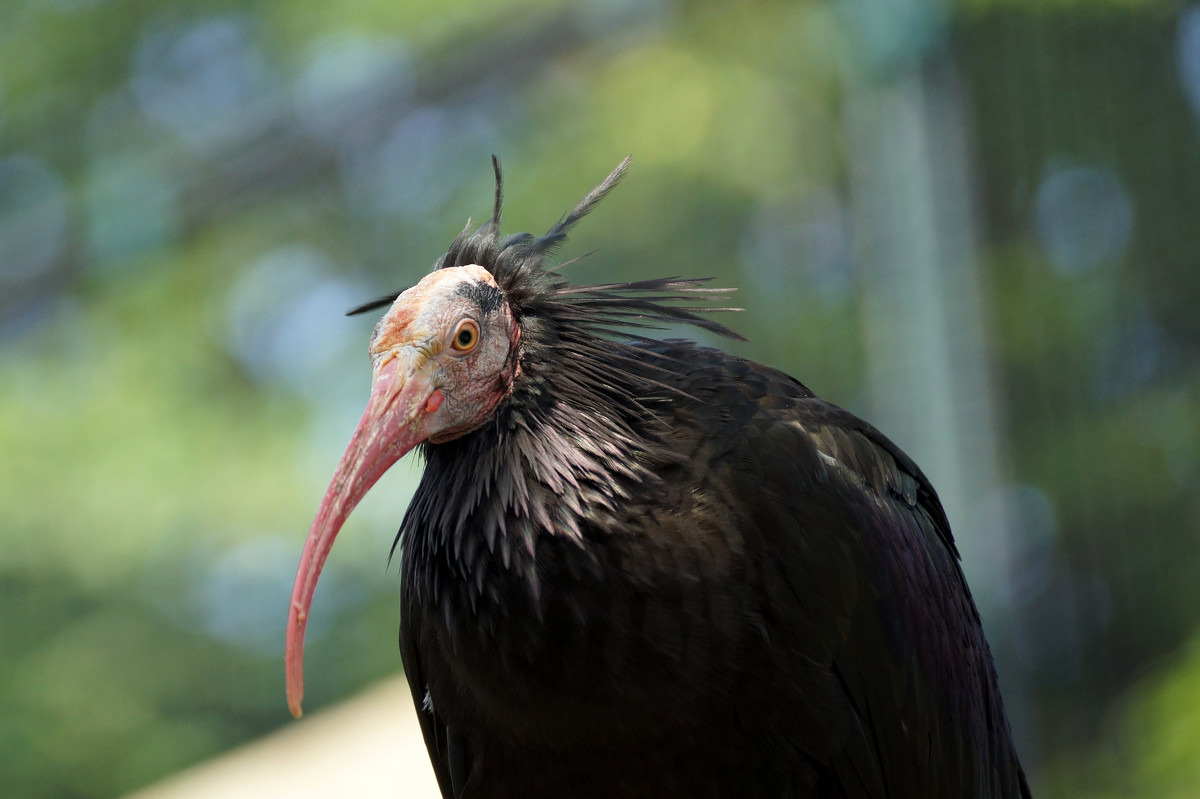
top-left (285, 157), bottom-right (1031, 798)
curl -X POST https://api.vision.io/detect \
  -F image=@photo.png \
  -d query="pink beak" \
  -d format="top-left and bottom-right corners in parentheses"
top-left (285, 353), bottom-right (438, 718)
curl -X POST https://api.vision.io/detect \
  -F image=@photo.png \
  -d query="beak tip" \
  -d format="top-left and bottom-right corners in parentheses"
top-left (286, 657), bottom-right (305, 718)
top-left (285, 612), bottom-right (307, 719)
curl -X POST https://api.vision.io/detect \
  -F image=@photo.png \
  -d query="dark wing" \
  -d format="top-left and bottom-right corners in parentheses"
top-left (651, 343), bottom-right (1028, 798)
top-left (740, 361), bottom-right (1028, 799)
top-left (400, 601), bottom-right (471, 799)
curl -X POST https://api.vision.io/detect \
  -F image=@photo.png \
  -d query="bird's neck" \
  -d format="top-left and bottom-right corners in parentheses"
top-left (400, 388), bottom-right (664, 614)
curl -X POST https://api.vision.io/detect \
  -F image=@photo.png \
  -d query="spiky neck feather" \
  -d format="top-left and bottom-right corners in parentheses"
top-left (390, 157), bottom-right (741, 622)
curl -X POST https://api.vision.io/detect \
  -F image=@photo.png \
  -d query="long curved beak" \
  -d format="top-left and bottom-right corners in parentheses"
top-left (285, 353), bottom-right (435, 718)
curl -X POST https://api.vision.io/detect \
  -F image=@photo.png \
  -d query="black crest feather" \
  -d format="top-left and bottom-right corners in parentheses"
top-left (432, 155), bottom-right (743, 342)
top-left (350, 156), bottom-right (743, 345)
top-left (392, 157), bottom-right (744, 607)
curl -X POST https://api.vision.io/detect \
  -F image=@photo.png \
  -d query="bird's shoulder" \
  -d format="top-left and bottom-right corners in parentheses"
top-left (638, 339), bottom-right (953, 553)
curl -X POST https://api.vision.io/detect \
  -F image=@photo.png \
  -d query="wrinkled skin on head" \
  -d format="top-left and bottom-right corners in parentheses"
top-left (286, 264), bottom-right (519, 717)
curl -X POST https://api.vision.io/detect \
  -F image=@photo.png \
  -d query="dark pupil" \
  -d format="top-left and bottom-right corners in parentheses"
top-left (457, 328), bottom-right (474, 347)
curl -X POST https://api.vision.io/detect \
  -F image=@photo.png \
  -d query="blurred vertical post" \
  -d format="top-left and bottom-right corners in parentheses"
top-left (838, 0), bottom-right (1035, 758)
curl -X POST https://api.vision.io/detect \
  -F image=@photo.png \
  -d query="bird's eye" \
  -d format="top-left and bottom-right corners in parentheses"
top-left (451, 319), bottom-right (480, 352)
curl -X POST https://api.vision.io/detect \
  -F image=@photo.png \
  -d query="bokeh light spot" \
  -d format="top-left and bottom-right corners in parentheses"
top-left (84, 156), bottom-right (179, 264)
top-left (0, 155), bottom-right (69, 284)
top-left (741, 192), bottom-right (855, 300)
top-left (1177, 7), bottom-right (1200, 119)
top-left (1034, 163), bottom-right (1134, 275)
top-left (131, 14), bottom-right (277, 150)
top-left (224, 245), bottom-right (364, 395)
top-left (293, 32), bottom-right (414, 146)
top-left (338, 105), bottom-right (496, 217)
top-left (194, 536), bottom-right (308, 656)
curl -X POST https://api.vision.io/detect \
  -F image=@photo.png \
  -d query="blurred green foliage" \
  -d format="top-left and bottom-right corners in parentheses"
top-left (1045, 634), bottom-right (1200, 798)
top-left (0, 1), bottom-right (1198, 797)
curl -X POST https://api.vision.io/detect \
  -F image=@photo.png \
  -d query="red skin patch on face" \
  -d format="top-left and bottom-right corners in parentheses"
top-left (371, 266), bottom-right (496, 355)
top-left (425, 390), bottom-right (444, 414)
top-left (374, 304), bottom-right (416, 352)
